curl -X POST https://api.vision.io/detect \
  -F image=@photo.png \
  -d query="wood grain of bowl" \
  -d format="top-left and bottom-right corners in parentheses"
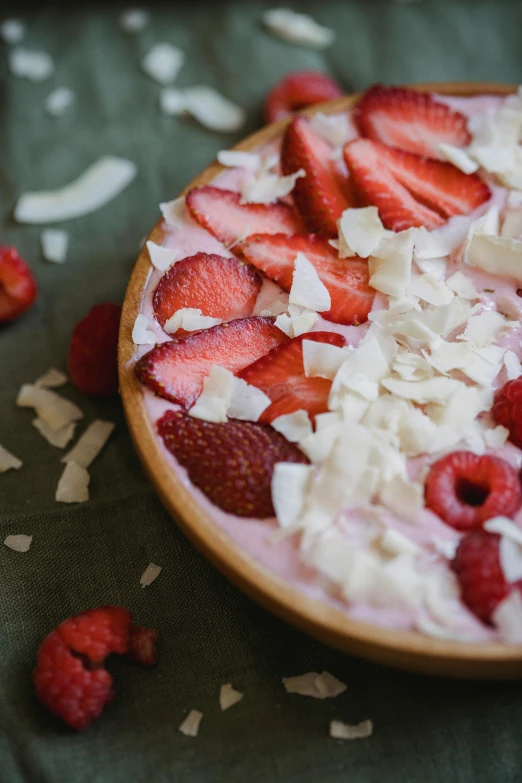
top-left (119, 82), bottom-right (522, 679)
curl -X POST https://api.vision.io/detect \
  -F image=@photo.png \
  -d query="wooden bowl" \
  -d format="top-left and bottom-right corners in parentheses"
top-left (119, 82), bottom-right (522, 679)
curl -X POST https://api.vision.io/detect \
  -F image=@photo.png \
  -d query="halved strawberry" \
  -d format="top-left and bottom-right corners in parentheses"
top-left (0, 245), bottom-right (37, 323)
top-left (353, 84), bottom-right (471, 160)
top-left (239, 331), bottom-right (346, 423)
top-left (186, 186), bottom-right (302, 247)
top-left (135, 316), bottom-right (288, 407)
top-left (343, 139), bottom-right (445, 231)
top-left (281, 116), bottom-right (355, 236)
top-left (153, 253), bottom-right (261, 333)
top-left (241, 233), bottom-right (374, 325)
top-left (157, 410), bottom-right (309, 517)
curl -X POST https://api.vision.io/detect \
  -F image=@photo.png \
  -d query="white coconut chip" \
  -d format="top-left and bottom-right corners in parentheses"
top-left (0, 445), bottom-right (22, 473)
top-left (159, 196), bottom-right (186, 228)
top-left (55, 461), bottom-right (90, 503)
top-left (119, 8), bottom-right (149, 33)
top-left (493, 590), bottom-right (522, 644)
top-left (240, 168), bottom-right (305, 205)
top-left (17, 385), bottom-right (83, 432)
top-left (33, 418), bottom-right (76, 449)
top-left (159, 87), bottom-right (187, 117)
top-left (178, 710), bottom-right (203, 737)
top-left (501, 208), bottom-right (522, 240)
top-left (275, 306), bottom-right (317, 337)
top-left (458, 310), bottom-right (516, 348)
top-left (217, 150), bottom-right (261, 170)
top-left (228, 377), bottom-right (271, 421)
top-left (272, 462), bottom-right (313, 527)
top-left (41, 229), bottom-right (69, 263)
top-left (219, 684), bottom-right (244, 711)
top-left (445, 271), bottom-right (478, 300)
top-left (1, 19), bottom-right (25, 44)
top-left (140, 562), bottom-right (162, 587)
top-left (283, 671), bottom-right (346, 699)
top-left (438, 143), bottom-right (479, 174)
top-left (432, 537), bottom-right (459, 561)
top-left (146, 240), bottom-right (179, 272)
top-left (330, 719), bottom-right (373, 740)
top-left (381, 376), bottom-right (462, 405)
top-left (142, 43), bottom-right (184, 84)
top-left (132, 314), bottom-right (156, 345)
top-left (369, 229), bottom-right (415, 299)
top-left (484, 425), bottom-right (509, 448)
top-left (308, 113), bottom-right (350, 148)
top-left (188, 365), bottom-right (234, 423)
top-left (183, 86), bottom-right (245, 133)
top-left (315, 671), bottom-right (347, 698)
top-left (35, 368), bottom-right (68, 388)
top-left (271, 410), bottom-right (313, 442)
top-left (337, 207), bottom-right (386, 259)
top-left (467, 233), bottom-right (522, 282)
top-left (504, 350), bottom-right (522, 380)
top-left (62, 420), bottom-right (115, 468)
top-left (4, 534), bottom-right (32, 552)
top-left (45, 87), bottom-right (75, 117)
top-left (15, 156), bottom-right (137, 224)
top-left (164, 308), bottom-right (221, 334)
top-left (302, 340), bottom-right (347, 380)
top-left (262, 8), bottom-right (334, 48)
top-left (9, 48), bottom-right (54, 81)
top-left (289, 253), bottom-right (331, 312)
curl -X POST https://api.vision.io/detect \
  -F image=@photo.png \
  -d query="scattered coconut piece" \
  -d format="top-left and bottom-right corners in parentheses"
top-left (1, 19), bottom-right (25, 44)
top-left (240, 168), bottom-right (305, 205)
top-left (330, 719), bottom-right (373, 740)
top-left (183, 86), bottom-right (245, 133)
top-left (228, 376), bottom-right (272, 421)
top-left (33, 418), bottom-right (76, 449)
top-left (483, 425), bottom-right (509, 449)
top-left (119, 8), bottom-right (149, 33)
top-left (315, 671), bottom-right (347, 698)
top-left (467, 233), bottom-right (522, 283)
top-left (45, 87), bottom-right (75, 117)
top-left (262, 8), bottom-right (334, 48)
top-left (55, 461), bottom-right (90, 503)
top-left (271, 410), bottom-right (313, 442)
top-left (219, 684), bottom-right (244, 711)
top-left (160, 196), bottom-right (186, 228)
top-left (164, 308), bottom-right (221, 334)
top-left (308, 112), bottom-right (350, 148)
top-left (9, 47), bottom-right (54, 81)
top-left (272, 462), bottom-right (313, 527)
top-left (302, 340), bottom-right (347, 380)
top-left (62, 420), bottom-right (115, 468)
top-left (493, 590), bottom-right (522, 644)
top-left (41, 229), bottom-right (69, 263)
top-left (4, 534), bottom-right (32, 552)
top-left (337, 207), bottom-right (386, 259)
top-left (289, 253), bottom-right (331, 312)
top-left (217, 150), bottom-right (261, 170)
top-left (132, 314), bottom-right (156, 345)
top-left (178, 710), bottom-right (203, 737)
top-left (146, 240), bottom-right (179, 272)
top-left (15, 156), bottom-right (137, 224)
top-left (140, 562), bottom-right (162, 587)
top-left (369, 229), bottom-right (415, 299)
top-left (159, 87), bottom-right (187, 116)
top-left (0, 445), bottom-right (22, 473)
top-left (504, 350), bottom-right (522, 380)
top-left (35, 368), bottom-right (68, 388)
top-left (445, 271), bottom-right (478, 300)
top-left (142, 43), bottom-right (185, 84)
top-left (438, 143), bottom-right (479, 174)
top-left (17, 385), bottom-right (83, 432)
top-left (458, 310), bottom-right (516, 348)
top-left (283, 671), bottom-right (346, 698)
top-left (188, 365), bottom-right (234, 423)
top-left (275, 304), bottom-right (317, 337)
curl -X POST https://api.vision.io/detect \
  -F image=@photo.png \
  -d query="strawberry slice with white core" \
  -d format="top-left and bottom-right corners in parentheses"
top-left (281, 116), bottom-right (355, 237)
top-left (135, 316), bottom-right (288, 407)
top-left (343, 139), bottom-right (445, 231)
top-left (241, 233), bottom-right (375, 325)
top-left (353, 84), bottom-right (471, 160)
top-left (186, 186), bottom-right (302, 247)
top-left (239, 331), bottom-right (346, 423)
top-left (153, 252), bottom-right (262, 333)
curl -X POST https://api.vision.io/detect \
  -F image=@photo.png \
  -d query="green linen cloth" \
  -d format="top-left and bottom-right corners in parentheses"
top-left (1, 1), bottom-right (522, 781)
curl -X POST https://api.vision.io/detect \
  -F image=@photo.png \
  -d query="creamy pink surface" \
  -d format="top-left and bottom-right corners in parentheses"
top-left (134, 95), bottom-right (522, 643)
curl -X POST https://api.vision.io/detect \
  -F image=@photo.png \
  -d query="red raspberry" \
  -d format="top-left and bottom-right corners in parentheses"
top-left (127, 627), bottom-right (158, 667)
top-left (68, 302), bottom-right (122, 396)
top-left (33, 607), bottom-right (157, 730)
top-left (264, 71), bottom-right (343, 124)
top-left (425, 451), bottom-right (522, 531)
top-left (0, 245), bottom-right (37, 322)
top-left (492, 378), bottom-right (522, 449)
top-left (452, 531), bottom-right (512, 622)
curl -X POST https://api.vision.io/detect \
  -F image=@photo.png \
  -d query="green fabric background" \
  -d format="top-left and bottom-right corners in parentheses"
top-left (1, 1), bottom-right (522, 781)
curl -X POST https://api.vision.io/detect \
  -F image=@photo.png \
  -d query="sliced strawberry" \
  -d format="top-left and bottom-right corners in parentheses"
top-left (343, 139), bottom-right (445, 231)
top-left (264, 71), bottom-right (343, 124)
top-left (135, 316), bottom-right (288, 407)
top-left (354, 84), bottom-right (471, 160)
top-left (0, 245), bottom-right (37, 323)
top-left (241, 233), bottom-right (374, 325)
top-left (281, 116), bottom-right (355, 237)
top-left (186, 186), bottom-right (302, 247)
top-left (157, 410), bottom-right (309, 517)
top-left (239, 331), bottom-right (345, 423)
top-left (153, 253), bottom-right (261, 333)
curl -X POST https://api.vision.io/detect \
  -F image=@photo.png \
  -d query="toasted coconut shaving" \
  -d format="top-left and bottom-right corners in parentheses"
top-left (178, 710), bottom-right (203, 737)
top-left (140, 562), bottom-right (162, 587)
top-left (33, 418), bottom-right (76, 449)
top-left (55, 461), bottom-right (90, 504)
top-left (62, 420), bottom-right (115, 468)
top-left (35, 368), bottom-right (68, 388)
top-left (4, 534), bottom-right (32, 552)
top-left (283, 671), bottom-right (346, 699)
top-left (17, 384), bottom-right (83, 432)
top-left (219, 684), bottom-right (244, 711)
top-left (0, 445), bottom-right (23, 473)
top-left (330, 719), bottom-right (373, 740)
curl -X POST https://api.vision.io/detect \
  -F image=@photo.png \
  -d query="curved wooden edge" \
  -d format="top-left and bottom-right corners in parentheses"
top-left (119, 82), bottom-right (522, 679)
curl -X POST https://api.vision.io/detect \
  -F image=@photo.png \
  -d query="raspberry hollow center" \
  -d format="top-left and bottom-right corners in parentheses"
top-left (455, 478), bottom-right (489, 508)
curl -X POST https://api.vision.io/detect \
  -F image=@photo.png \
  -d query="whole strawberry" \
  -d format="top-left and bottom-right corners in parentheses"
top-left (69, 302), bottom-right (122, 396)
top-left (492, 378), bottom-right (522, 449)
top-left (264, 71), bottom-right (343, 124)
top-left (0, 244), bottom-right (37, 322)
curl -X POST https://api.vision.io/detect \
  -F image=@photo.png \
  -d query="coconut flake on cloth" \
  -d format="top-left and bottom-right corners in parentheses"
top-left (184, 86), bottom-right (245, 133)
top-left (41, 229), bottom-right (69, 263)
top-left (33, 418), bottom-right (76, 449)
top-left (1, 19), bottom-right (25, 44)
top-left (4, 535), bottom-right (32, 552)
top-left (0, 445), bottom-right (23, 473)
top-left (119, 8), bottom-right (149, 32)
top-left (62, 420), bottom-right (115, 468)
top-left (9, 47), bottom-right (54, 81)
top-left (262, 8), bottom-right (334, 48)
top-left (45, 87), bottom-right (75, 117)
top-left (178, 710), bottom-right (203, 737)
top-left (329, 719), bottom-right (373, 740)
top-left (17, 385), bottom-right (83, 432)
top-left (140, 562), bottom-right (162, 587)
top-left (142, 43), bottom-right (184, 84)
top-left (282, 671), bottom-right (346, 699)
top-left (55, 461), bottom-right (90, 503)
top-left (35, 368), bottom-right (68, 388)
top-left (219, 684), bottom-right (244, 711)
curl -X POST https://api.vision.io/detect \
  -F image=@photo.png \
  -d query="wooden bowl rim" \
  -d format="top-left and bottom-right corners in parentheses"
top-left (119, 81), bottom-right (522, 677)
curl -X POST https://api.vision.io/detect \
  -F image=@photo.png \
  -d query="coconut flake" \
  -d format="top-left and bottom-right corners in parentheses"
top-left (132, 314), bottom-right (156, 345)
top-left (9, 48), bottom-right (54, 81)
top-left (17, 385), bottom-right (83, 432)
top-left (492, 590), bottom-right (522, 644)
top-left (35, 368), bottom-right (68, 388)
top-left (4, 534), bottom-right (32, 552)
top-left (62, 420), bottom-right (115, 468)
top-left (188, 365), bottom-right (234, 423)
top-left (408, 274), bottom-right (454, 306)
top-left (146, 240), bottom-right (178, 272)
top-left (33, 418), bottom-right (76, 449)
top-left (1, 19), bottom-right (25, 44)
top-left (445, 271), bottom-right (478, 300)
top-left (184, 86), bottom-right (245, 133)
top-left (159, 196), bottom-right (186, 228)
top-left (467, 233), bottom-right (522, 282)
top-left (45, 87), bottom-right (75, 117)
top-left (271, 410), bottom-right (313, 442)
top-left (119, 8), bottom-right (149, 32)
top-left (283, 671), bottom-right (345, 698)
top-left (159, 88), bottom-right (187, 116)
top-left (140, 562), bottom-right (162, 587)
top-left (438, 143), bottom-right (479, 173)
top-left (484, 425), bottom-right (509, 448)
top-left (142, 43), bottom-right (184, 84)
top-left (369, 229), bottom-right (415, 299)
top-left (262, 8), bottom-right (334, 48)
top-left (337, 207), bottom-right (386, 259)
top-left (459, 310), bottom-right (516, 347)
top-left (41, 229), bottom-right (69, 263)
top-left (302, 340), bottom-right (347, 380)
top-left (0, 445), bottom-right (22, 473)
top-left (504, 350), bottom-right (522, 380)
top-left (502, 208), bottom-right (522, 240)
top-left (272, 462), bottom-right (313, 527)
top-left (219, 684), bottom-right (244, 711)
top-left (217, 150), bottom-right (261, 170)
top-left (178, 710), bottom-right (203, 737)
top-left (314, 671), bottom-right (347, 698)
top-left (228, 377), bottom-right (271, 421)
top-left (164, 307), bottom-right (221, 334)
top-left (308, 113), bottom-right (350, 148)
top-left (381, 376), bottom-right (462, 405)
top-left (330, 719), bottom-right (373, 740)
top-left (15, 156), bottom-right (137, 224)
top-left (289, 253), bottom-right (331, 312)
top-left (240, 168), bottom-right (305, 205)
top-left (55, 461), bottom-right (90, 503)
top-left (275, 305), bottom-right (317, 337)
